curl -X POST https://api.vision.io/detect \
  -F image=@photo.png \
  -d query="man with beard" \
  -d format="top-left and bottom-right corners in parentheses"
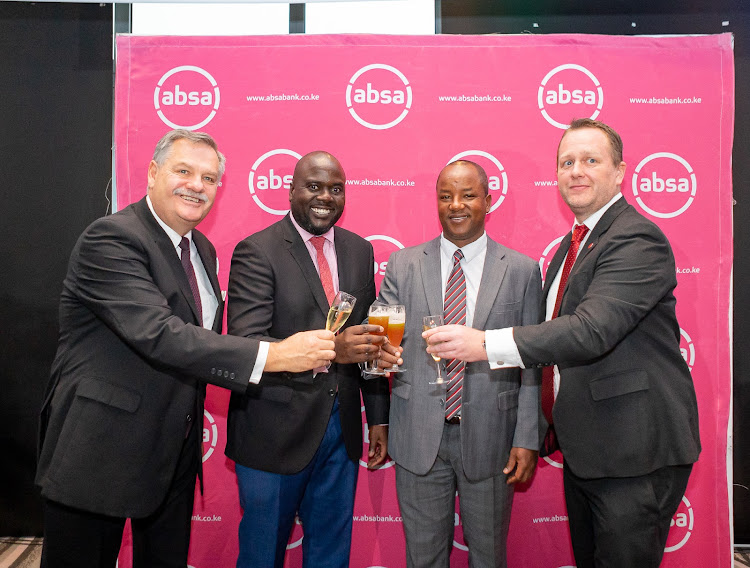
top-left (225, 151), bottom-right (392, 567)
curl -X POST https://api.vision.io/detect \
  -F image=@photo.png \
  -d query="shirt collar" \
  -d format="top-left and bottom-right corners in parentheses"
top-left (288, 212), bottom-right (335, 244)
top-left (146, 194), bottom-right (191, 250)
top-left (577, 192), bottom-right (622, 233)
top-left (440, 231), bottom-right (487, 263)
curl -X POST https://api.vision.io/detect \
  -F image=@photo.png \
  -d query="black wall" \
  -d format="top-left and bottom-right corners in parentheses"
top-left (0, 1), bottom-right (113, 535)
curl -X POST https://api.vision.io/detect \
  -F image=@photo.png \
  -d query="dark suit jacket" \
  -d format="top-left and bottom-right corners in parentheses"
top-left (378, 236), bottom-right (544, 481)
top-left (225, 214), bottom-right (390, 474)
top-left (36, 197), bottom-right (259, 518)
top-left (514, 197), bottom-right (701, 479)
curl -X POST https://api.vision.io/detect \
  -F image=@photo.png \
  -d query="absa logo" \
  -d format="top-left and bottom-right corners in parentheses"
top-left (447, 151), bottom-right (508, 212)
top-left (538, 64), bottom-right (603, 129)
top-left (538, 236), bottom-right (565, 286)
top-left (248, 149), bottom-right (302, 215)
top-left (664, 495), bottom-right (694, 552)
top-left (346, 64), bottom-right (412, 130)
top-left (365, 235), bottom-right (405, 289)
top-left (202, 409), bottom-right (218, 463)
top-left (680, 328), bottom-right (695, 371)
top-left (359, 404), bottom-right (395, 469)
top-left (286, 515), bottom-right (304, 550)
top-left (632, 152), bottom-right (697, 219)
top-left (154, 66), bottom-right (220, 130)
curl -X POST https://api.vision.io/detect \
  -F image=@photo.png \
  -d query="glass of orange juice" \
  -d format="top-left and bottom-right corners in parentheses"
top-left (383, 305), bottom-right (405, 372)
top-left (364, 304), bottom-right (389, 376)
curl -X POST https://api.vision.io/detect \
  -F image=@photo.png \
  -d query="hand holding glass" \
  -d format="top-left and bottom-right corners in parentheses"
top-left (423, 315), bottom-right (446, 385)
top-left (326, 291), bottom-right (356, 334)
top-left (364, 304), bottom-right (389, 376)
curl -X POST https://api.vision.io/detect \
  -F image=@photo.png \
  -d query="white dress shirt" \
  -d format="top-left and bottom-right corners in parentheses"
top-left (440, 232), bottom-right (488, 328)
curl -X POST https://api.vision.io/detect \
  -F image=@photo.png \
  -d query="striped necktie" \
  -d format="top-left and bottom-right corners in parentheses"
top-left (444, 249), bottom-right (466, 420)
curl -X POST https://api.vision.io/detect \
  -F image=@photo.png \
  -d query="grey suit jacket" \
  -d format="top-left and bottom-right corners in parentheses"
top-left (377, 236), bottom-right (543, 481)
top-left (36, 198), bottom-right (260, 518)
top-left (514, 197), bottom-right (701, 479)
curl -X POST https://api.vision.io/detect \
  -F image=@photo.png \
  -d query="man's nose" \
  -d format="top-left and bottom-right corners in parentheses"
top-left (185, 174), bottom-right (204, 191)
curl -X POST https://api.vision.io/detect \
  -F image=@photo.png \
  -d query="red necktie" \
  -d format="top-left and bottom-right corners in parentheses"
top-left (179, 237), bottom-right (203, 322)
top-left (311, 236), bottom-right (335, 305)
top-left (444, 249), bottom-right (466, 420)
top-left (541, 224), bottom-right (590, 425)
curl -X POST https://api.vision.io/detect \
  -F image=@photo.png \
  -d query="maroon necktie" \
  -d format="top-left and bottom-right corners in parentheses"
top-left (311, 236), bottom-right (335, 304)
top-left (179, 237), bottom-right (203, 322)
top-left (444, 249), bottom-right (467, 420)
top-left (541, 224), bottom-right (589, 425)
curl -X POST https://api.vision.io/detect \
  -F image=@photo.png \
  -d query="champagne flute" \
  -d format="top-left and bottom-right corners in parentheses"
top-left (364, 304), bottom-right (389, 376)
top-left (383, 305), bottom-right (406, 372)
top-left (423, 315), bottom-right (446, 385)
top-left (326, 291), bottom-right (356, 334)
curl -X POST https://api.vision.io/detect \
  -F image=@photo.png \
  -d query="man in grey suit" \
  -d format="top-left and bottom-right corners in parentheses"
top-left (425, 119), bottom-right (700, 567)
top-left (36, 130), bottom-right (335, 567)
top-left (376, 160), bottom-right (543, 567)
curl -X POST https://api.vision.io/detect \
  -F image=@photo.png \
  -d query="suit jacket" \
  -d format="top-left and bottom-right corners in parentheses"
top-left (225, 214), bottom-right (390, 474)
top-left (36, 197), bottom-right (259, 518)
top-left (377, 236), bottom-right (543, 481)
top-left (514, 197), bottom-right (701, 479)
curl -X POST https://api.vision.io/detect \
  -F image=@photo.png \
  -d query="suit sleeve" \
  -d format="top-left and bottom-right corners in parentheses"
top-left (511, 262), bottom-right (544, 450)
top-left (70, 217), bottom-right (259, 392)
top-left (514, 222), bottom-right (677, 367)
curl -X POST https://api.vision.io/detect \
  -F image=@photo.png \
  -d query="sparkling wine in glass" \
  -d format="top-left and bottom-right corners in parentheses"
top-left (364, 304), bottom-right (389, 376)
top-left (423, 315), bottom-right (446, 385)
top-left (383, 305), bottom-right (406, 373)
top-left (326, 291), bottom-right (356, 334)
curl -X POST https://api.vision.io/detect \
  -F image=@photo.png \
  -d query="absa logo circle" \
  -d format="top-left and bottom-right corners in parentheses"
top-left (202, 409), bottom-right (218, 463)
top-left (346, 64), bottom-right (413, 130)
top-left (447, 151), bottom-right (508, 212)
top-left (366, 235), bottom-right (405, 289)
top-left (680, 328), bottom-right (695, 371)
top-left (538, 236), bottom-right (565, 285)
top-left (286, 515), bottom-right (304, 550)
top-left (359, 404), bottom-right (395, 469)
top-left (631, 152), bottom-right (697, 219)
top-left (154, 66), bottom-right (220, 130)
top-left (453, 491), bottom-right (468, 552)
top-left (248, 149), bottom-right (302, 215)
top-left (538, 64), bottom-right (603, 129)
top-left (664, 495), bottom-right (694, 552)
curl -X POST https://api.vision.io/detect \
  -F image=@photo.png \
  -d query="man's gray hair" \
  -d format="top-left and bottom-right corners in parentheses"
top-left (152, 129), bottom-right (226, 179)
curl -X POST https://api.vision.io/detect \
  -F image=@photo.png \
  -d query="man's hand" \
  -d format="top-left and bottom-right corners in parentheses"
top-left (422, 325), bottom-right (487, 362)
top-left (377, 342), bottom-right (403, 370)
top-left (265, 330), bottom-right (336, 373)
top-left (503, 447), bottom-right (538, 485)
top-left (367, 425), bottom-right (389, 468)
top-left (333, 324), bottom-right (387, 364)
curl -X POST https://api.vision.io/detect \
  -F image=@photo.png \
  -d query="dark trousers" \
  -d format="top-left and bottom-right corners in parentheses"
top-left (41, 423), bottom-right (199, 568)
top-left (563, 463), bottom-right (692, 568)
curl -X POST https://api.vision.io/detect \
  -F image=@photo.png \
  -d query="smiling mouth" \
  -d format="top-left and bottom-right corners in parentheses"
top-left (448, 215), bottom-right (469, 222)
top-left (311, 207), bottom-right (333, 216)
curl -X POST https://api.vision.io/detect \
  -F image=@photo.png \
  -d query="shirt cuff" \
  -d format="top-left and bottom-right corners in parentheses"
top-left (485, 328), bottom-right (525, 369)
top-left (249, 341), bottom-right (270, 384)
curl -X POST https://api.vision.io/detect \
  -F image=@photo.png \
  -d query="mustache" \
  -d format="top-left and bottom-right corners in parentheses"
top-left (173, 188), bottom-right (209, 203)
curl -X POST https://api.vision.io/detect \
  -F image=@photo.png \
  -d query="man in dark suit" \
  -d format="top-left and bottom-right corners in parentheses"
top-left (35, 130), bottom-right (335, 568)
top-left (377, 160), bottom-right (543, 567)
top-left (225, 151), bottom-right (391, 568)
top-left (424, 119), bottom-right (701, 567)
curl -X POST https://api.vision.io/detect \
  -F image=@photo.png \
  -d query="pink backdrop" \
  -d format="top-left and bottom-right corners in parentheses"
top-left (113, 33), bottom-right (734, 568)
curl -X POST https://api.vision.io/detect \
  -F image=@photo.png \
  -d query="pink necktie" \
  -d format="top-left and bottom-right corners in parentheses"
top-left (444, 249), bottom-right (466, 420)
top-left (311, 236), bottom-right (335, 304)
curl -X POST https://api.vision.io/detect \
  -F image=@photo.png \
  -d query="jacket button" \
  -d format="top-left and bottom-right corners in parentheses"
top-left (328, 389), bottom-right (335, 396)
top-left (230, 372), bottom-right (235, 379)
top-left (211, 368), bottom-right (216, 375)
top-left (439, 399), bottom-right (445, 407)
top-left (224, 371), bottom-right (229, 378)
top-left (186, 414), bottom-right (192, 422)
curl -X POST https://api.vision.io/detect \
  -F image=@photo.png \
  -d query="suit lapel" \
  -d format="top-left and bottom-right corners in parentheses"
top-left (573, 196), bottom-right (629, 268)
top-left (133, 198), bottom-right (202, 324)
top-left (419, 238), bottom-right (444, 318)
top-left (473, 238), bottom-right (508, 330)
top-left (543, 233), bottom-right (571, 302)
top-left (282, 215), bottom-right (330, 316)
